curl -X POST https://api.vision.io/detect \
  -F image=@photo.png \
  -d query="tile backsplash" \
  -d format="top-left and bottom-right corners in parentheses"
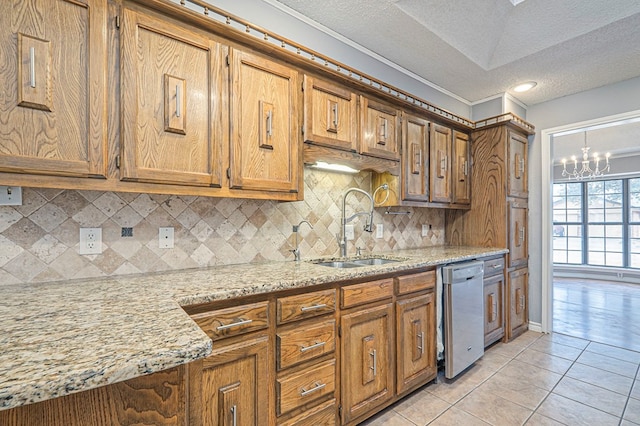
top-left (0, 168), bottom-right (444, 285)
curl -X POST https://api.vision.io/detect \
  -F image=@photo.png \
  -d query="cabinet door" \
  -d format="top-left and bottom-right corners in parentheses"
top-left (508, 131), bottom-right (528, 198)
top-left (508, 268), bottom-right (528, 339)
top-left (402, 114), bottom-right (429, 202)
top-left (396, 293), bottom-right (436, 395)
top-left (0, 0), bottom-right (107, 178)
top-left (230, 49), bottom-right (300, 193)
top-left (121, 9), bottom-right (224, 187)
top-left (341, 303), bottom-right (393, 424)
top-left (190, 335), bottom-right (269, 426)
top-left (360, 97), bottom-right (400, 161)
top-left (484, 274), bottom-right (505, 347)
top-left (452, 130), bottom-right (471, 205)
top-left (429, 123), bottom-right (452, 203)
top-left (508, 199), bottom-right (528, 268)
top-left (303, 75), bottom-right (357, 151)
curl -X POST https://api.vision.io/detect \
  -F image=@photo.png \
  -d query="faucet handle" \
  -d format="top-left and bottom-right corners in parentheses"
top-left (355, 246), bottom-right (363, 256)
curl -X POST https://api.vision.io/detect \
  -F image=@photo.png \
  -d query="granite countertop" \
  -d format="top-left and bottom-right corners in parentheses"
top-left (0, 245), bottom-right (506, 411)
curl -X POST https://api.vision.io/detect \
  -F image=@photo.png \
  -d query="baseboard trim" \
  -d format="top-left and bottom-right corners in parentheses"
top-left (528, 321), bottom-right (543, 333)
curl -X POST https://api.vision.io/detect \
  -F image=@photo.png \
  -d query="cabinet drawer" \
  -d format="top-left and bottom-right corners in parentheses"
top-left (277, 359), bottom-right (336, 416)
top-left (484, 257), bottom-right (505, 277)
top-left (277, 319), bottom-right (336, 370)
top-left (278, 398), bottom-right (337, 426)
top-left (277, 289), bottom-right (336, 324)
top-left (341, 278), bottom-right (393, 308)
top-left (191, 301), bottom-right (269, 340)
top-left (395, 271), bottom-right (435, 295)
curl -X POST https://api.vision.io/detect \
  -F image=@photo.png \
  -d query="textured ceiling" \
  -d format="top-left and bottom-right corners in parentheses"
top-left (271, 0), bottom-right (640, 105)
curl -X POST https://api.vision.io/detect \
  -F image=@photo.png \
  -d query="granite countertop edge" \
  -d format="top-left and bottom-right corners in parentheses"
top-left (0, 246), bottom-right (507, 411)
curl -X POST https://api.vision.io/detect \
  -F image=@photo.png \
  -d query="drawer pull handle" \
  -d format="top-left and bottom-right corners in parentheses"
top-left (370, 349), bottom-right (377, 377)
top-left (216, 318), bottom-right (253, 331)
top-left (175, 84), bottom-right (182, 118)
top-left (300, 303), bottom-right (327, 312)
top-left (29, 47), bottom-right (36, 88)
top-left (300, 341), bottom-right (326, 353)
top-left (231, 404), bottom-right (237, 426)
top-left (266, 109), bottom-right (273, 137)
top-left (300, 381), bottom-right (326, 397)
top-left (492, 264), bottom-right (501, 269)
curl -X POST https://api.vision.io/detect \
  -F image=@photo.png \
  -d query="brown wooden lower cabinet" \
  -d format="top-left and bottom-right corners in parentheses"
top-left (277, 398), bottom-right (337, 425)
top-left (341, 303), bottom-right (394, 424)
top-left (189, 334), bottom-right (269, 426)
top-left (396, 293), bottom-right (436, 395)
top-left (483, 273), bottom-right (506, 347)
top-left (507, 268), bottom-right (529, 340)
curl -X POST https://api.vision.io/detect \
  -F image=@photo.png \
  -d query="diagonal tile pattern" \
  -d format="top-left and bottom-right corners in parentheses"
top-left (0, 168), bottom-right (445, 285)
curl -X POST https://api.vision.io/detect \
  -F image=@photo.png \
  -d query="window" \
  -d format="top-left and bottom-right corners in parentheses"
top-left (587, 180), bottom-right (623, 266)
top-left (553, 177), bottom-right (640, 269)
top-left (553, 182), bottom-right (583, 264)
top-left (630, 178), bottom-right (640, 267)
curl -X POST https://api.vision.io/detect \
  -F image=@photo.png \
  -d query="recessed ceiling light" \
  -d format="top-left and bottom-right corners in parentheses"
top-left (509, 0), bottom-right (526, 5)
top-left (512, 81), bottom-right (537, 93)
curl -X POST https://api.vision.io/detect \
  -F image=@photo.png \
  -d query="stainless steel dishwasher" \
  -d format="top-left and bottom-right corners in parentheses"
top-left (442, 260), bottom-right (484, 379)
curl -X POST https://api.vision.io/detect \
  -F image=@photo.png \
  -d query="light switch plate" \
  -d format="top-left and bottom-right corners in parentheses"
top-left (159, 227), bottom-right (174, 248)
top-left (376, 224), bottom-right (384, 238)
top-left (422, 224), bottom-right (430, 237)
top-left (345, 224), bottom-right (355, 241)
top-left (79, 228), bottom-right (102, 255)
top-left (0, 186), bottom-right (22, 206)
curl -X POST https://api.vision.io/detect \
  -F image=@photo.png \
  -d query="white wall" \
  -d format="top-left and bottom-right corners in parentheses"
top-left (527, 75), bottom-right (640, 324)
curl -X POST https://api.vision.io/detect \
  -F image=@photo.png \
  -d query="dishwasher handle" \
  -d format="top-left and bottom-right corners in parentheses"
top-left (442, 261), bottom-right (484, 284)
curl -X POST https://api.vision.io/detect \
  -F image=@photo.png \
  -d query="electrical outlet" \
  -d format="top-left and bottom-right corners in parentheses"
top-left (376, 224), bottom-right (384, 238)
top-left (79, 228), bottom-right (102, 255)
top-left (159, 227), bottom-right (174, 249)
top-left (345, 224), bottom-right (355, 241)
top-left (0, 186), bottom-right (22, 206)
top-left (422, 224), bottom-right (429, 237)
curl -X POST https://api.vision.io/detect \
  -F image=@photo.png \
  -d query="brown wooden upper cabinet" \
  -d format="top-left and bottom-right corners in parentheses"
top-left (360, 96), bottom-right (401, 161)
top-left (0, 0), bottom-right (107, 178)
top-left (452, 130), bottom-right (471, 205)
top-left (120, 9), bottom-right (225, 187)
top-left (402, 113), bottom-right (429, 202)
top-left (429, 123), bottom-right (452, 203)
top-left (303, 75), bottom-right (357, 152)
top-left (229, 49), bottom-right (300, 194)
top-left (508, 131), bottom-right (528, 198)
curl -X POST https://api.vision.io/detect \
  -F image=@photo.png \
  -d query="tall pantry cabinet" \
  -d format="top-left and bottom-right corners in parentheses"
top-left (446, 116), bottom-right (533, 342)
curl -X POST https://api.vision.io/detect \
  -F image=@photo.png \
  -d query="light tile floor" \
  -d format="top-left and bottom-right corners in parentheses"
top-left (362, 278), bottom-right (640, 425)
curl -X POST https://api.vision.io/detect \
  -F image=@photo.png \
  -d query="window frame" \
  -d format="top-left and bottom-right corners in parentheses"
top-left (553, 177), bottom-right (640, 269)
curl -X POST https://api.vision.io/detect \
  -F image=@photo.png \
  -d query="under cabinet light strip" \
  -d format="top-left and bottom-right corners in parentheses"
top-left (170, 0), bottom-right (475, 128)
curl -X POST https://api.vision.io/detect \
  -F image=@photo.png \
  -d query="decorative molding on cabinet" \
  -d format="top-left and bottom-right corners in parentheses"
top-left (145, 0), bottom-right (476, 128)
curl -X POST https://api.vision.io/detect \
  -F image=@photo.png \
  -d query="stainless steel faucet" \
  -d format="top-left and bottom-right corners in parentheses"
top-left (291, 220), bottom-right (313, 261)
top-left (340, 188), bottom-right (375, 257)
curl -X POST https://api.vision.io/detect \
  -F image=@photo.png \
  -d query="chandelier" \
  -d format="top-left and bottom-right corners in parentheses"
top-left (561, 131), bottom-right (611, 179)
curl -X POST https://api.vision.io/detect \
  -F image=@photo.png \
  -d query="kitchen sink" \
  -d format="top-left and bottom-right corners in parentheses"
top-left (313, 260), bottom-right (364, 268)
top-left (350, 258), bottom-right (399, 266)
top-left (312, 257), bottom-right (402, 268)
